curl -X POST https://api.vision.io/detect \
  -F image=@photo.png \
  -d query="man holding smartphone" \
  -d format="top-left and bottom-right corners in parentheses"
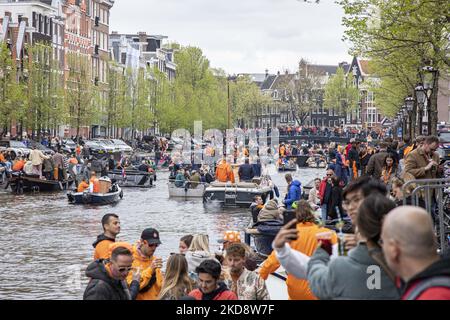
top-left (126, 228), bottom-right (163, 300)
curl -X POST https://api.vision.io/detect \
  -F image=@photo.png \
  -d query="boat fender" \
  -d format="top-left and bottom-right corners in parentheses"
top-left (119, 190), bottom-right (124, 199)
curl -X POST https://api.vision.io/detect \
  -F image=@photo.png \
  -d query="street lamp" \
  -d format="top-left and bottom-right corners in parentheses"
top-left (420, 65), bottom-right (439, 135)
top-left (405, 96), bottom-right (414, 139)
top-left (415, 84), bottom-right (426, 135)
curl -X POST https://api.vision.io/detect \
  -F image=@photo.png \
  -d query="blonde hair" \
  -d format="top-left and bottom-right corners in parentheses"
top-left (188, 234), bottom-right (211, 252)
top-left (158, 254), bottom-right (193, 300)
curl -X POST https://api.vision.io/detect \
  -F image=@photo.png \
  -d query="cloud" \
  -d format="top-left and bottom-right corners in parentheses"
top-left (110, 0), bottom-right (351, 73)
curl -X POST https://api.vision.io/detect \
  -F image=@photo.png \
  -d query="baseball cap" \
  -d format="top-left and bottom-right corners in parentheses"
top-left (141, 228), bottom-right (162, 245)
top-left (217, 231), bottom-right (241, 244)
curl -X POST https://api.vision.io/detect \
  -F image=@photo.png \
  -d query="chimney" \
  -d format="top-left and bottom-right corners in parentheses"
top-left (277, 71), bottom-right (280, 76)
top-left (265, 69), bottom-right (269, 79)
top-left (285, 70), bottom-right (289, 75)
top-left (138, 31), bottom-right (147, 43)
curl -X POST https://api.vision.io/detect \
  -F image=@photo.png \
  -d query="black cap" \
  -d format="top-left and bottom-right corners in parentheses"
top-left (141, 228), bottom-right (162, 245)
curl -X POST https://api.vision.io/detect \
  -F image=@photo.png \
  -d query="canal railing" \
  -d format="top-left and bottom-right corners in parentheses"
top-left (402, 178), bottom-right (450, 255)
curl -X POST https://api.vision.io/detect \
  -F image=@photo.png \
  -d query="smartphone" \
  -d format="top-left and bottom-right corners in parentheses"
top-left (288, 219), bottom-right (299, 230)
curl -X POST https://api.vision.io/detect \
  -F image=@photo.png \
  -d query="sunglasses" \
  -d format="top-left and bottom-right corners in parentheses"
top-left (117, 266), bottom-right (134, 273)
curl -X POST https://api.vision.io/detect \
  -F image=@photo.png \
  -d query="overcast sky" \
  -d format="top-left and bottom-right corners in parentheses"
top-left (110, 0), bottom-right (351, 74)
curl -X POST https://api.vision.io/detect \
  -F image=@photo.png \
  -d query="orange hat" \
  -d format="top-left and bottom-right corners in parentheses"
top-left (218, 231), bottom-right (241, 244)
top-left (108, 242), bottom-right (133, 259)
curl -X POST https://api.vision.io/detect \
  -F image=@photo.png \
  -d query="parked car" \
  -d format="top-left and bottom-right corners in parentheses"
top-left (0, 140), bottom-right (31, 159)
top-left (62, 139), bottom-right (77, 153)
top-left (92, 139), bottom-right (116, 154)
top-left (110, 139), bottom-right (133, 154)
top-left (29, 141), bottom-right (54, 156)
top-left (439, 131), bottom-right (450, 160)
top-left (84, 140), bottom-right (107, 156)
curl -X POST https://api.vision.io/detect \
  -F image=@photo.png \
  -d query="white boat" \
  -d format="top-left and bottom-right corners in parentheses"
top-left (168, 182), bottom-right (207, 198)
top-left (203, 181), bottom-right (273, 207)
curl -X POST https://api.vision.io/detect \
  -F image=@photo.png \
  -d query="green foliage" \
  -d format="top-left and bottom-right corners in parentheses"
top-left (337, 0), bottom-right (449, 119)
top-left (0, 42), bottom-right (27, 132)
top-left (324, 67), bottom-right (359, 112)
top-left (66, 52), bottom-right (98, 136)
top-left (230, 75), bottom-right (272, 128)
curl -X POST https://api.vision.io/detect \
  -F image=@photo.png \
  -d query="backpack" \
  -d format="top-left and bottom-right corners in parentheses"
top-left (404, 277), bottom-right (450, 300)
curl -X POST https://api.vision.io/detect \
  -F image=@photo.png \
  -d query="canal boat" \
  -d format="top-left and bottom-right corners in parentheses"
top-left (108, 168), bottom-right (155, 188)
top-left (7, 172), bottom-right (74, 193)
top-left (67, 183), bottom-right (123, 205)
top-left (307, 154), bottom-right (327, 168)
top-left (168, 181), bottom-right (207, 198)
top-left (277, 162), bottom-right (297, 172)
top-left (203, 180), bottom-right (272, 207)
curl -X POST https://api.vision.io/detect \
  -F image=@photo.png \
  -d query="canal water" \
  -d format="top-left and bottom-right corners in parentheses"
top-left (0, 167), bottom-right (324, 299)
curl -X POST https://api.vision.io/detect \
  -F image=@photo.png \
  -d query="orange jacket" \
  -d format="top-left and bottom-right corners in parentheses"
top-left (0, 153), bottom-right (6, 163)
top-left (215, 161), bottom-right (235, 183)
top-left (77, 181), bottom-right (89, 193)
top-left (404, 145), bottom-right (413, 158)
top-left (126, 245), bottom-right (163, 300)
top-left (280, 146), bottom-right (286, 157)
top-left (13, 160), bottom-right (25, 171)
top-left (259, 222), bottom-right (338, 300)
top-left (90, 177), bottom-right (100, 193)
top-left (93, 239), bottom-right (115, 261)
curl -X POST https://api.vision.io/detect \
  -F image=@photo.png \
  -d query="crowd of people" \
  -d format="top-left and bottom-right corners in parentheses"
top-left (84, 214), bottom-right (269, 300)
top-left (276, 125), bottom-right (392, 140)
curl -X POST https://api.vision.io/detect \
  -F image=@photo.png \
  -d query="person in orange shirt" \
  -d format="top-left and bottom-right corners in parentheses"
top-left (89, 171), bottom-right (100, 193)
top-left (77, 178), bottom-right (89, 192)
top-left (93, 213), bottom-right (121, 260)
top-left (259, 200), bottom-right (338, 300)
top-left (126, 228), bottom-right (164, 300)
top-left (12, 157), bottom-right (25, 172)
top-left (215, 158), bottom-right (235, 183)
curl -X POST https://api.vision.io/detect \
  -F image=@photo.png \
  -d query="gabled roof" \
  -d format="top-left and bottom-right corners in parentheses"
top-left (309, 65), bottom-right (338, 76)
top-left (272, 74), bottom-right (296, 90)
top-left (260, 75), bottom-right (277, 90)
top-left (358, 59), bottom-right (371, 76)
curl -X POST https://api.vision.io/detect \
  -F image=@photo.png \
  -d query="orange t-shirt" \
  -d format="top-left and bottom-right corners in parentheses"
top-left (13, 160), bottom-right (25, 171)
top-left (0, 153), bottom-right (6, 163)
top-left (259, 222), bottom-right (338, 300)
top-left (77, 181), bottom-right (89, 193)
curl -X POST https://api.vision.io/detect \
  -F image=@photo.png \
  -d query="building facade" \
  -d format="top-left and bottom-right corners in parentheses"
top-left (347, 57), bottom-right (384, 129)
top-left (0, 0), bottom-right (65, 136)
top-left (252, 62), bottom-right (347, 129)
top-left (109, 31), bottom-right (176, 81)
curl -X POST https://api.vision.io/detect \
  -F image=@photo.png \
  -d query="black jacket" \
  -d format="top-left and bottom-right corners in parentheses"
top-left (83, 260), bottom-right (138, 300)
top-left (328, 186), bottom-right (344, 220)
top-left (201, 282), bottom-right (230, 300)
top-left (92, 234), bottom-right (115, 249)
top-left (348, 147), bottom-right (360, 169)
top-left (238, 164), bottom-right (255, 182)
